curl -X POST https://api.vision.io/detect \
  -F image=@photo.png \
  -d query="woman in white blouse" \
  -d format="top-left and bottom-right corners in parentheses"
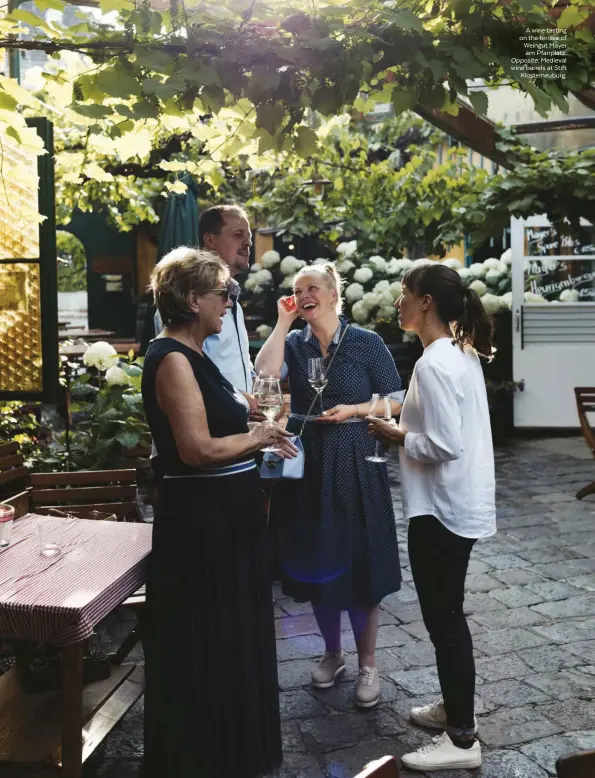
top-left (368, 263), bottom-right (496, 773)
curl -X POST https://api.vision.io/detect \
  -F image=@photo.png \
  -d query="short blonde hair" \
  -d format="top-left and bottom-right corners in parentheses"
top-left (293, 262), bottom-right (344, 314)
top-left (151, 247), bottom-right (229, 326)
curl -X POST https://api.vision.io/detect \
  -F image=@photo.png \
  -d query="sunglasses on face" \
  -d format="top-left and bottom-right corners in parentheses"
top-left (209, 279), bottom-right (240, 300)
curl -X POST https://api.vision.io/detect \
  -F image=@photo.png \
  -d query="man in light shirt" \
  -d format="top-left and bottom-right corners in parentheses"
top-left (155, 204), bottom-right (262, 417)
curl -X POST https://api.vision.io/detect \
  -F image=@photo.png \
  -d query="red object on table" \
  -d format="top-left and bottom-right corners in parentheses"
top-left (0, 513), bottom-right (152, 777)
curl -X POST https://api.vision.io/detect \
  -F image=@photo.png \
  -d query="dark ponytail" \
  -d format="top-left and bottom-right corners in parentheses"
top-left (456, 286), bottom-right (494, 359)
top-left (402, 263), bottom-right (494, 359)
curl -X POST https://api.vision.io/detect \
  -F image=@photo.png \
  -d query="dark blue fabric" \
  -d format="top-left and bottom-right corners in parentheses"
top-left (270, 318), bottom-right (403, 608)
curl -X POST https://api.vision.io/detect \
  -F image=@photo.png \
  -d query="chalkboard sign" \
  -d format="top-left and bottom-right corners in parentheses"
top-left (524, 226), bottom-right (595, 257)
top-left (525, 258), bottom-right (595, 302)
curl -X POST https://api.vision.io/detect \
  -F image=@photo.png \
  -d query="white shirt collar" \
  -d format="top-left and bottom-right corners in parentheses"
top-left (303, 322), bottom-right (342, 344)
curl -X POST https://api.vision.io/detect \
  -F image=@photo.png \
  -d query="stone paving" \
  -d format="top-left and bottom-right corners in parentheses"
top-left (86, 437), bottom-right (595, 778)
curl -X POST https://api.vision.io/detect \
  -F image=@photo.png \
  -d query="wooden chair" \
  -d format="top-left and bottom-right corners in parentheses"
top-left (30, 469), bottom-right (140, 520)
top-left (353, 756), bottom-right (399, 778)
top-left (574, 387), bottom-right (595, 499)
top-left (0, 441), bottom-right (30, 519)
top-left (30, 468), bottom-right (145, 664)
top-left (556, 749), bottom-right (595, 778)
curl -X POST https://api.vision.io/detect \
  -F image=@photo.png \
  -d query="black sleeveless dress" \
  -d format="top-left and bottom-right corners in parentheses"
top-left (141, 337), bottom-right (282, 778)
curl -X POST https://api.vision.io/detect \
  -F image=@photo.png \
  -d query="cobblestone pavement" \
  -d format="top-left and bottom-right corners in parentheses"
top-left (86, 437), bottom-right (595, 778)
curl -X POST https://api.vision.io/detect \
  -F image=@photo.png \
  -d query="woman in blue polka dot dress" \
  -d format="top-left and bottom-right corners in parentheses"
top-left (256, 263), bottom-right (402, 709)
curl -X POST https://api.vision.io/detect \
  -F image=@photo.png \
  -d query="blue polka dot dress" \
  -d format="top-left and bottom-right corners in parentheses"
top-left (270, 317), bottom-right (402, 609)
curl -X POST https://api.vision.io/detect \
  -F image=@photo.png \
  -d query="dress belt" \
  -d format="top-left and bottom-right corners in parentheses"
top-left (163, 459), bottom-right (257, 479)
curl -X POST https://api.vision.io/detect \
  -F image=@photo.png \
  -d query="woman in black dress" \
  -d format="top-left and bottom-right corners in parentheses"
top-left (141, 247), bottom-right (296, 778)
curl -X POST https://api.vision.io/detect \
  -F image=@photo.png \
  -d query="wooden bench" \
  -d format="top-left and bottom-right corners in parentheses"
top-left (557, 749), bottom-right (595, 778)
top-left (353, 756), bottom-right (399, 778)
top-left (574, 387), bottom-right (595, 500)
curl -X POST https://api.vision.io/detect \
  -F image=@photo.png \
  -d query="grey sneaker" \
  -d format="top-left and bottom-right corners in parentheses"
top-left (355, 666), bottom-right (380, 709)
top-left (311, 653), bottom-right (346, 688)
top-left (410, 699), bottom-right (478, 734)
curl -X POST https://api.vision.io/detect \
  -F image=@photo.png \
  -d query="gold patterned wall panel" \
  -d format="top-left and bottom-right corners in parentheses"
top-left (0, 131), bottom-right (40, 260)
top-left (0, 263), bottom-right (43, 392)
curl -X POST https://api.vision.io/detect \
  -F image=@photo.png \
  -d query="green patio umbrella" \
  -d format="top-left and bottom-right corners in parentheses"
top-left (157, 173), bottom-right (200, 261)
top-left (138, 174), bottom-right (200, 349)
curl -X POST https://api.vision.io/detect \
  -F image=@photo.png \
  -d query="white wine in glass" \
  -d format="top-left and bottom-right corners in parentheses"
top-left (365, 394), bottom-right (392, 464)
top-left (257, 377), bottom-right (283, 452)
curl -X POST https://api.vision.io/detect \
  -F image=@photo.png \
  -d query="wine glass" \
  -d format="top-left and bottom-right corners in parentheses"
top-left (256, 376), bottom-right (284, 452)
top-left (365, 394), bottom-right (392, 463)
top-left (308, 358), bottom-right (329, 415)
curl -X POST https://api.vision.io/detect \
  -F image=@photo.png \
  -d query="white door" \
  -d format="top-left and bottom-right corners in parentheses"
top-left (511, 215), bottom-right (595, 428)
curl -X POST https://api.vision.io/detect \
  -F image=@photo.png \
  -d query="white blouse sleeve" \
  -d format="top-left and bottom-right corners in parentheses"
top-left (404, 364), bottom-right (464, 463)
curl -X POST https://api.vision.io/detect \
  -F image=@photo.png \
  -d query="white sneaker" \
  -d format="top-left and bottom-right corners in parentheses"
top-left (401, 732), bottom-right (481, 772)
top-left (355, 666), bottom-right (380, 709)
top-left (410, 699), bottom-right (478, 735)
top-left (311, 653), bottom-right (346, 688)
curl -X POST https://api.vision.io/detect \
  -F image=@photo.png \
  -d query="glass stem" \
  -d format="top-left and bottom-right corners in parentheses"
top-left (319, 390), bottom-right (324, 415)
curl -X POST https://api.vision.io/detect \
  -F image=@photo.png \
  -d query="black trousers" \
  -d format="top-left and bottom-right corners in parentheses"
top-left (408, 515), bottom-right (477, 732)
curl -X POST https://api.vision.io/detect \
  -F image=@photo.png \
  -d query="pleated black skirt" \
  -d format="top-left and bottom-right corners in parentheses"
top-left (142, 469), bottom-right (282, 778)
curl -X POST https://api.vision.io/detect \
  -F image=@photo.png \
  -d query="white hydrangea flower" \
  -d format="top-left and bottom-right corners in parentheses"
top-left (83, 341), bottom-right (118, 372)
top-left (468, 263), bottom-right (486, 278)
top-left (244, 276), bottom-right (257, 291)
top-left (481, 293), bottom-right (504, 315)
top-left (256, 324), bottom-right (273, 338)
top-left (354, 267), bottom-right (374, 283)
top-left (373, 280), bottom-right (390, 294)
top-left (379, 290), bottom-right (396, 308)
top-left (351, 300), bottom-right (369, 324)
top-left (337, 240), bottom-right (357, 257)
top-left (312, 257), bottom-right (328, 265)
top-left (260, 251), bottom-right (280, 268)
top-left (443, 258), bottom-right (463, 270)
top-left (335, 258), bottom-right (355, 274)
top-left (253, 269), bottom-right (274, 286)
top-left (412, 258), bottom-right (433, 267)
top-left (560, 288), bottom-right (580, 302)
top-left (486, 269), bottom-right (503, 286)
top-left (362, 291), bottom-right (380, 311)
top-left (345, 282), bottom-right (365, 302)
top-left (386, 258), bottom-right (402, 276)
top-left (279, 275), bottom-right (295, 290)
top-left (105, 365), bottom-right (130, 386)
top-left (458, 267), bottom-right (472, 280)
top-left (253, 285), bottom-right (264, 295)
top-left (402, 331), bottom-right (418, 343)
top-left (377, 305), bottom-right (397, 319)
top-left (250, 262), bottom-right (263, 273)
top-left (469, 279), bottom-right (487, 297)
top-left (389, 281), bottom-right (402, 297)
top-left (377, 305), bottom-right (397, 321)
top-left (368, 255), bottom-right (387, 272)
top-left (499, 292), bottom-right (512, 309)
top-left (500, 248), bottom-right (512, 266)
top-left (280, 256), bottom-right (305, 275)
top-left (524, 291), bottom-right (546, 302)
top-left (483, 258), bottom-right (502, 271)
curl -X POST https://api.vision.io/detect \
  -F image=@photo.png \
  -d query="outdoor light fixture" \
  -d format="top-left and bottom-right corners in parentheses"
top-left (302, 175), bottom-right (331, 199)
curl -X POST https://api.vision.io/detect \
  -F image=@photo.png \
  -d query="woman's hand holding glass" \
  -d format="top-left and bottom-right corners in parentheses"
top-left (248, 422), bottom-right (298, 458)
top-left (319, 404), bottom-right (358, 423)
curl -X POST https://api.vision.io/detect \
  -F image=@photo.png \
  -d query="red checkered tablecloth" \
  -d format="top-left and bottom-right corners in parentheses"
top-left (0, 514), bottom-right (152, 647)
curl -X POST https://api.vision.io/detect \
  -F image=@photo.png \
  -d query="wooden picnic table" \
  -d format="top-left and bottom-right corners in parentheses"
top-left (58, 329), bottom-right (116, 342)
top-left (0, 514), bottom-right (152, 778)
